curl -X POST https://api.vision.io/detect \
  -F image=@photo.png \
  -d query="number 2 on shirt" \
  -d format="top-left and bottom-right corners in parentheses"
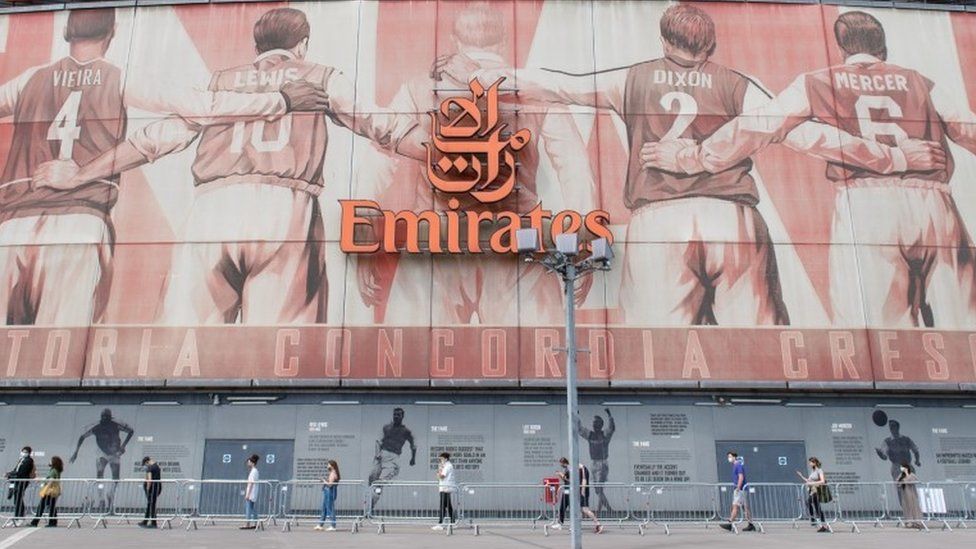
top-left (659, 91), bottom-right (698, 141)
top-left (47, 90), bottom-right (83, 160)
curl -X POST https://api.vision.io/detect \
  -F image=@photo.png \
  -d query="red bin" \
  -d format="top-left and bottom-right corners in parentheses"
top-left (543, 476), bottom-right (561, 505)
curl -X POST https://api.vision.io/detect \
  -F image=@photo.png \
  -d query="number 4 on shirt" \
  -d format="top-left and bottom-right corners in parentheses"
top-left (47, 90), bottom-right (83, 160)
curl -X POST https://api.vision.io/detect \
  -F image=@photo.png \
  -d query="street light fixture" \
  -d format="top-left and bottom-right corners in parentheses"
top-left (515, 228), bottom-right (613, 549)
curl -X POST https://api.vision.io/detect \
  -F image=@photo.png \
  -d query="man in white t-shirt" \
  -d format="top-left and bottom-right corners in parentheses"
top-left (241, 454), bottom-right (260, 530)
top-left (433, 452), bottom-right (456, 530)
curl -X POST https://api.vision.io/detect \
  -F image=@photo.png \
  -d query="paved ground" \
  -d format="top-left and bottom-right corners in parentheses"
top-left (1, 521), bottom-right (975, 549)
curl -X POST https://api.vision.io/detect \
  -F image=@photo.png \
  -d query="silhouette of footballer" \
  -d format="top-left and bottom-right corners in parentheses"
top-left (69, 408), bottom-right (134, 511)
top-left (577, 408), bottom-right (616, 513)
top-left (368, 408), bottom-right (417, 507)
top-left (876, 419), bottom-right (921, 481)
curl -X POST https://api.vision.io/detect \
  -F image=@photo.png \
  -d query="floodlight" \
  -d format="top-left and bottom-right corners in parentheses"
top-left (555, 233), bottom-right (578, 256)
top-left (515, 228), bottom-right (539, 254)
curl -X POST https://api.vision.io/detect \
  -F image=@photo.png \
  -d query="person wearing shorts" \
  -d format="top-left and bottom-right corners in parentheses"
top-left (721, 452), bottom-right (755, 532)
top-left (554, 458), bottom-right (602, 534)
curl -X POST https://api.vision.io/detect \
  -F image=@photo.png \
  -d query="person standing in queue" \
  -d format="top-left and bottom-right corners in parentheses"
top-left (240, 455), bottom-right (260, 530)
top-left (5, 446), bottom-right (35, 523)
top-left (139, 456), bottom-right (162, 528)
top-left (29, 456), bottom-right (63, 528)
top-left (315, 460), bottom-right (340, 532)
top-left (432, 452), bottom-right (456, 530)
top-left (796, 457), bottom-right (830, 532)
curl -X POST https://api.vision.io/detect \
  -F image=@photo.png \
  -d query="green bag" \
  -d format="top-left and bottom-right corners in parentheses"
top-left (817, 485), bottom-right (833, 504)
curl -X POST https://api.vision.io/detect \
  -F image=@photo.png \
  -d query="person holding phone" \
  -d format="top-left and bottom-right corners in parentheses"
top-left (796, 457), bottom-right (829, 532)
top-left (315, 460), bottom-right (340, 531)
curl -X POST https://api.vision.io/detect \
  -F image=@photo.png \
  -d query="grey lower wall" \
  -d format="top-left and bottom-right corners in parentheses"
top-left (1, 394), bottom-right (974, 487)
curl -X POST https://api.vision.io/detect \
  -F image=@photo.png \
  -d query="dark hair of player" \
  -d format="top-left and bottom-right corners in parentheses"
top-left (660, 4), bottom-right (716, 58)
top-left (453, 1), bottom-right (505, 49)
top-left (65, 9), bottom-right (116, 43)
top-left (834, 11), bottom-right (887, 61)
top-left (253, 8), bottom-right (310, 54)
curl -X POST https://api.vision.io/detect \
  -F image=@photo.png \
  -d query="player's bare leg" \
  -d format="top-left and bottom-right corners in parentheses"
top-left (95, 457), bottom-right (108, 512)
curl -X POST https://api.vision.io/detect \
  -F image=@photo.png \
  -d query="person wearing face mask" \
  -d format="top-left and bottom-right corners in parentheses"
top-left (30, 456), bottom-right (63, 528)
top-left (720, 452), bottom-right (756, 532)
top-left (432, 453), bottom-right (456, 531)
top-left (897, 462), bottom-right (923, 529)
top-left (5, 446), bottom-right (35, 523)
top-left (796, 457), bottom-right (829, 532)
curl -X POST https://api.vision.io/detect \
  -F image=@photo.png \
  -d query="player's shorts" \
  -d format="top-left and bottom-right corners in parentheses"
top-left (591, 459), bottom-right (609, 482)
top-left (619, 197), bottom-right (789, 326)
top-left (372, 450), bottom-right (401, 482)
top-left (384, 252), bottom-right (563, 325)
top-left (829, 181), bottom-right (976, 328)
top-left (733, 488), bottom-right (748, 506)
top-left (97, 450), bottom-right (121, 466)
top-left (0, 213), bottom-right (113, 325)
top-left (159, 183), bottom-right (327, 325)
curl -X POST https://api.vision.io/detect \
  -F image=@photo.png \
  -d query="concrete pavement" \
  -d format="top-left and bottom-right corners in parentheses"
top-left (0, 522), bottom-right (974, 549)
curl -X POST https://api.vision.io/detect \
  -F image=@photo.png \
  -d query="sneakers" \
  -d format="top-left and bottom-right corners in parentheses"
top-left (431, 524), bottom-right (445, 530)
top-left (719, 523), bottom-right (733, 532)
top-left (314, 525), bottom-right (324, 531)
top-left (817, 526), bottom-right (830, 533)
top-left (239, 525), bottom-right (256, 530)
top-left (743, 523), bottom-right (757, 532)
top-left (550, 523), bottom-right (563, 530)
top-left (326, 526), bottom-right (337, 532)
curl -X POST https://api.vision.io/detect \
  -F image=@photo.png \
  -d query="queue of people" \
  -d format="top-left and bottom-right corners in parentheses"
top-left (5, 446), bottom-right (933, 533)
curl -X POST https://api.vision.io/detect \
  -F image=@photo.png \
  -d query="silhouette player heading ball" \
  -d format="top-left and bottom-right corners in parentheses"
top-left (874, 412), bottom-right (920, 481)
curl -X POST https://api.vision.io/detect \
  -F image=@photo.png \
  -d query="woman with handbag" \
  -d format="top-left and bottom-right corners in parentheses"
top-left (30, 456), bottom-right (63, 527)
top-left (796, 457), bottom-right (829, 533)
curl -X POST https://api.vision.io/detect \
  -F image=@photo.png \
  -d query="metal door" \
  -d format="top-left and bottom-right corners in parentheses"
top-left (198, 439), bottom-right (294, 517)
top-left (714, 440), bottom-right (807, 521)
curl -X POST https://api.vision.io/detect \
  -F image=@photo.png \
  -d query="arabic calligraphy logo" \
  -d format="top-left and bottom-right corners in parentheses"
top-left (426, 77), bottom-right (531, 204)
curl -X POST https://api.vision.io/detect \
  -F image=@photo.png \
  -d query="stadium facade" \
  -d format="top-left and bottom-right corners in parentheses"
top-left (0, 0), bottom-right (976, 492)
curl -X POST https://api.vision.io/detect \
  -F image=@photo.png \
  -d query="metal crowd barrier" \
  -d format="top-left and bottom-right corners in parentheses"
top-left (367, 481), bottom-right (453, 533)
top-left (834, 481), bottom-right (888, 532)
top-left (457, 483), bottom-right (551, 533)
top-left (716, 483), bottom-right (805, 533)
top-left (278, 480), bottom-right (368, 532)
top-left (588, 483), bottom-right (642, 528)
top-left (637, 483), bottom-right (720, 534)
top-left (919, 481), bottom-right (968, 531)
top-left (89, 479), bottom-right (183, 529)
top-left (3, 478), bottom-right (975, 535)
top-left (1, 478), bottom-right (88, 529)
top-left (181, 479), bottom-right (276, 531)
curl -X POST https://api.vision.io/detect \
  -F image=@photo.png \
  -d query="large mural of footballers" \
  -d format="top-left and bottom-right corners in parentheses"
top-left (2, 1), bottom-right (976, 385)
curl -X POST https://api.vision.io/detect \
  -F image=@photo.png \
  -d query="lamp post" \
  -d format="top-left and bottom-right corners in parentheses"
top-left (516, 229), bottom-right (613, 549)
